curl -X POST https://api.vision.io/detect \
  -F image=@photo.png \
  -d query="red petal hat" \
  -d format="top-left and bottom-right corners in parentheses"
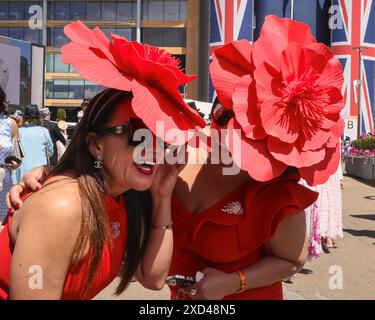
top-left (61, 21), bottom-right (206, 143)
top-left (210, 15), bottom-right (345, 186)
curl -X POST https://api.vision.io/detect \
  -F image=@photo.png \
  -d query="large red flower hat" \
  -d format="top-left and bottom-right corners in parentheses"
top-left (210, 15), bottom-right (344, 186)
top-left (61, 21), bottom-right (205, 142)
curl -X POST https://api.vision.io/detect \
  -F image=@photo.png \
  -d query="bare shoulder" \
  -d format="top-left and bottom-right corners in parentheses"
top-left (13, 175), bottom-right (83, 237)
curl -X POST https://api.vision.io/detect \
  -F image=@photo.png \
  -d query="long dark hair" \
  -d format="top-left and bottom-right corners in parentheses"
top-left (50, 88), bottom-right (152, 295)
top-left (0, 86), bottom-right (8, 115)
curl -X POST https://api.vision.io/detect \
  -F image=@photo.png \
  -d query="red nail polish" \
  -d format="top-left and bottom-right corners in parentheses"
top-left (8, 208), bottom-right (14, 214)
top-left (16, 203), bottom-right (21, 209)
top-left (35, 186), bottom-right (41, 191)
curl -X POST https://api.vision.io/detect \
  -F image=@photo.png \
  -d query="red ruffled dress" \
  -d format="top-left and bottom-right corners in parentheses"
top-left (0, 193), bottom-right (127, 300)
top-left (169, 172), bottom-right (318, 300)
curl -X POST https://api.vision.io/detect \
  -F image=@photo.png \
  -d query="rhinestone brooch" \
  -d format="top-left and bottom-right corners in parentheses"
top-left (221, 201), bottom-right (244, 215)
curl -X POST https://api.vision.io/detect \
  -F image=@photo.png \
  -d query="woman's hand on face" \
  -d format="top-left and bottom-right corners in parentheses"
top-left (149, 147), bottom-right (188, 200)
top-left (185, 268), bottom-right (240, 300)
top-left (6, 165), bottom-right (53, 210)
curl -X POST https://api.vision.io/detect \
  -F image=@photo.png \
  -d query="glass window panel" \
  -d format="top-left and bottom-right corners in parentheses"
top-left (0, 2), bottom-right (9, 20)
top-left (163, 28), bottom-right (185, 47)
top-left (47, 0), bottom-right (53, 19)
top-left (146, 0), bottom-right (164, 20)
top-left (84, 81), bottom-right (100, 98)
top-left (115, 28), bottom-right (135, 41)
top-left (70, 2), bottom-right (86, 20)
top-left (46, 53), bottom-right (54, 72)
top-left (54, 80), bottom-right (69, 99)
top-left (102, 1), bottom-right (116, 20)
top-left (164, 0), bottom-right (179, 20)
top-left (52, 28), bottom-right (68, 46)
top-left (179, 0), bottom-right (187, 20)
top-left (46, 81), bottom-right (54, 99)
top-left (54, 1), bottom-right (70, 20)
top-left (24, 28), bottom-right (41, 44)
top-left (8, 28), bottom-right (24, 41)
top-left (0, 28), bottom-right (9, 37)
top-left (142, 0), bottom-right (148, 19)
top-left (54, 53), bottom-right (69, 72)
top-left (86, 1), bottom-right (101, 20)
top-left (142, 28), bottom-right (163, 46)
top-left (9, 2), bottom-right (25, 20)
top-left (117, 1), bottom-right (135, 20)
top-left (68, 80), bottom-right (84, 99)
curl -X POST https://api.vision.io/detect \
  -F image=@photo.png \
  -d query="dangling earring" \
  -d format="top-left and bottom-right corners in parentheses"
top-left (94, 154), bottom-right (103, 169)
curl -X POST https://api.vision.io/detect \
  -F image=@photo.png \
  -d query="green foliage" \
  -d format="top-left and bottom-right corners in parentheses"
top-left (56, 108), bottom-right (67, 121)
top-left (352, 137), bottom-right (375, 150)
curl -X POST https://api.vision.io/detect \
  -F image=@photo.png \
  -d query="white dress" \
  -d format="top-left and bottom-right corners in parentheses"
top-left (316, 161), bottom-right (344, 239)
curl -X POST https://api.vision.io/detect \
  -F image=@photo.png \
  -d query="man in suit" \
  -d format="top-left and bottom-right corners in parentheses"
top-left (40, 107), bottom-right (66, 165)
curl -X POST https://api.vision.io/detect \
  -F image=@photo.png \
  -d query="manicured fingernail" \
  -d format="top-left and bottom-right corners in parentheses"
top-left (8, 208), bottom-right (14, 214)
top-left (16, 203), bottom-right (21, 209)
top-left (36, 186), bottom-right (41, 191)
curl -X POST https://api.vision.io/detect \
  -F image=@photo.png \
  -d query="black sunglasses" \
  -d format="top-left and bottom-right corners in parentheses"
top-left (96, 118), bottom-right (168, 149)
top-left (210, 98), bottom-right (234, 126)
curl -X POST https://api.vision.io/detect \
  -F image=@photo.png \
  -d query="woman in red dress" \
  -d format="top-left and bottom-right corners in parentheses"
top-left (0, 21), bottom-right (205, 300)
top-left (168, 15), bottom-right (345, 300)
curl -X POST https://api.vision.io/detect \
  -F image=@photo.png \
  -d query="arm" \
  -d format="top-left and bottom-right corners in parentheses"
top-left (134, 152), bottom-right (187, 290)
top-left (135, 195), bottom-right (173, 290)
top-left (45, 130), bottom-right (54, 158)
top-left (10, 118), bottom-right (19, 139)
top-left (190, 211), bottom-right (308, 300)
top-left (54, 125), bottom-right (66, 145)
top-left (9, 188), bottom-right (82, 299)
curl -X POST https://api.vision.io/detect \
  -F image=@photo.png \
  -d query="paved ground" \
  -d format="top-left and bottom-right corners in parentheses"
top-left (95, 168), bottom-right (375, 300)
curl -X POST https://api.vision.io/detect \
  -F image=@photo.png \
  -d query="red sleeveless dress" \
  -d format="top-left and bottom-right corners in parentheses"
top-left (169, 172), bottom-right (318, 300)
top-left (0, 193), bottom-right (128, 300)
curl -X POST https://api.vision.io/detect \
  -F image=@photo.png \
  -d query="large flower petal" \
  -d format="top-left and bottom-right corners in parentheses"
top-left (131, 79), bottom-right (205, 143)
top-left (64, 21), bottom-right (117, 65)
top-left (210, 40), bottom-right (253, 109)
top-left (260, 97), bottom-right (300, 144)
top-left (232, 75), bottom-right (267, 140)
top-left (252, 15), bottom-right (316, 69)
top-left (226, 119), bottom-right (287, 181)
top-left (299, 125), bottom-right (331, 151)
top-left (299, 142), bottom-right (341, 186)
top-left (112, 34), bottom-right (195, 86)
top-left (61, 42), bottom-right (132, 91)
top-left (253, 62), bottom-right (283, 103)
top-left (281, 43), bottom-right (306, 83)
top-left (268, 136), bottom-right (326, 168)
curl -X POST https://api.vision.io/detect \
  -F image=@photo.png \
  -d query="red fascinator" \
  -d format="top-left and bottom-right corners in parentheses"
top-left (210, 15), bottom-right (344, 186)
top-left (61, 21), bottom-right (205, 142)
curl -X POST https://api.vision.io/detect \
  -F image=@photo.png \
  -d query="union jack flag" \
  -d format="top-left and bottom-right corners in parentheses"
top-left (331, 0), bottom-right (375, 137)
top-left (209, 0), bottom-right (254, 101)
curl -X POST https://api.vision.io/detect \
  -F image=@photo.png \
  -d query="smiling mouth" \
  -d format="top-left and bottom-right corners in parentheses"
top-left (133, 160), bottom-right (156, 176)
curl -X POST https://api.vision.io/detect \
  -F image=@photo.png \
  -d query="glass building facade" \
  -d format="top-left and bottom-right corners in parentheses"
top-left (0, 0), bottom-right (196, 122)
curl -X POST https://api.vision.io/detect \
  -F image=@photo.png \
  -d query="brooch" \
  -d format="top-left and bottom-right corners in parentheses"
top-left (221, 201), bottom-right (244, 215)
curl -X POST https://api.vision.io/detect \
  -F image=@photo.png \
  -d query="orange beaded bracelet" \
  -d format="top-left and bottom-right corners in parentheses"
top-left (236, 270), bottom-right (246, 293)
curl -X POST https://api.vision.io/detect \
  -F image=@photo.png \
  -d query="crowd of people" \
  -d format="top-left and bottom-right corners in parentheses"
top-left (0, 16), bottom-right (347, 300)
top-left (0, 86), bottom-right (88, 223)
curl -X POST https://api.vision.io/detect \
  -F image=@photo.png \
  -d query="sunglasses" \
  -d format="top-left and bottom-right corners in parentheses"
top-left (210, 98), bottom-right (234, 126)
top-left (96, 118), bottom-right (168, 149)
